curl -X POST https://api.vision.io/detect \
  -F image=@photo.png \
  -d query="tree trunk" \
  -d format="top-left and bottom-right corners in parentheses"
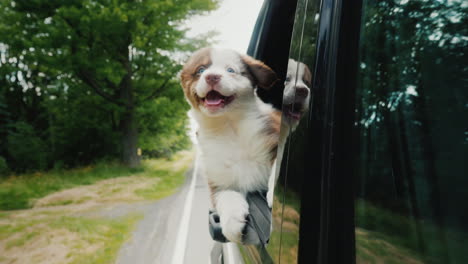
top-left (119, 57), bottom-right (140, 168)
top-left (120, 105), bottom-right (140, 168)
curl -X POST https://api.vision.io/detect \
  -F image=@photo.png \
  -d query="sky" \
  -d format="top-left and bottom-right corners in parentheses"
top-left (185, 0), bottom-right (264, 54)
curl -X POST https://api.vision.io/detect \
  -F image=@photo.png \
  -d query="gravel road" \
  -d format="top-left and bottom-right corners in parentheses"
top-left (115, 167), bottom-right (214, 264)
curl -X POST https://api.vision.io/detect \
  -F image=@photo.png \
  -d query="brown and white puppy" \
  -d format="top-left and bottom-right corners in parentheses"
top-left (282, 58), bottom-right (312, 129)
top-left (180, 47), bottom-right (279, 243)
top-left (267, 59), bottom-right (312, 207)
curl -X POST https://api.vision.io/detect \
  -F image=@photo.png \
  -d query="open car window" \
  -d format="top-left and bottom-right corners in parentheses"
top-left (267, 0), bottom-right (322, 262)
top-left (353, 1), bottom-right (468, 263)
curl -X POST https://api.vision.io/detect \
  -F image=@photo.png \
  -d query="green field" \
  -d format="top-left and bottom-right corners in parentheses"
top-left (356, 199), bottom-right (468, 264)
top-left (0, 151), bottom-right (193, 264)
top-left (0, 151), bottom-right (192, 210)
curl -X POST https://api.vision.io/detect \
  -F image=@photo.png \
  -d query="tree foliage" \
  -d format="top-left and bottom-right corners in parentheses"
top-left (355, 0), bottom-right (467, 215)
top-left (0, 0), bottom-right (218, 172)
top-left (353, 2), bottom-right (467, 262)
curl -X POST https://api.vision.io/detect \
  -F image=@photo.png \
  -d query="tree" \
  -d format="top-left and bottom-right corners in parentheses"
top-left (0, 0), bottom-right (218, 167)
top-left (354, 1), bottom-right (467, 261)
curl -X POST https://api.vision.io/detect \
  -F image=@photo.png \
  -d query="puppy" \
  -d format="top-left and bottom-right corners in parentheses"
top-left (282, 58), bottom-right (312, 129)
top-left (180, 48), bottom-right (279, 243)
top-left (267, 59), bottom-right (312, 207)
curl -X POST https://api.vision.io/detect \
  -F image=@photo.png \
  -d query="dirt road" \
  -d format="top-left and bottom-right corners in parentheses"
top-left (116, 166), bottom-right (215, 264)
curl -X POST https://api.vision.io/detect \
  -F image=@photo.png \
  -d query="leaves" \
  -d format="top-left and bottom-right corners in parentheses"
top-left (0, 0), bottom-right (218, 171)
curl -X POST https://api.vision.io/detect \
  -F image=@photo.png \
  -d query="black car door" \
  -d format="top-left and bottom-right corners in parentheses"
top-left (238, 0), bottom-right (467, 263)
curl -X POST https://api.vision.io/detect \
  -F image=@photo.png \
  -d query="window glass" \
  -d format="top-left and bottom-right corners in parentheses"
top-left (354, 1), bottom-right (467, 263)
top-left (267, 0), bottom-right (321, 262)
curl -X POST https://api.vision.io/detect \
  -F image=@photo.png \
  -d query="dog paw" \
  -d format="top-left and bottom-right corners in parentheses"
top-left (220, 209), bottom-right (249, 243)
top-left (216, 191), bottom-right (250, 243)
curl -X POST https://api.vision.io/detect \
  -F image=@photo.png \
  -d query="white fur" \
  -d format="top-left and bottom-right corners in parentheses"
top-left (215, 190), bottom-right (249, 243)
top-left (192, 97), bottom-right (274, 193)
top-left (195, 49), bottom-right (254, 117)
top-left (283, 58), bottom-right (311, 113)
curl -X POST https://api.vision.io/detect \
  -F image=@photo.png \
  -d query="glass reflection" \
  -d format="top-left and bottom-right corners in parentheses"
top-left (354, 1), bottom-right (467, 263)
top-left (267, 0), bottom-right (321, 262)
top-left (268, 58), bottom-right (312, 263)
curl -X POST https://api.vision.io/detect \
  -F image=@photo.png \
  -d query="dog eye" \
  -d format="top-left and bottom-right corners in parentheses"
top-left (197, 66), bottom-right (206, 75)
top-left (226, 67), bottom-right (235, 73)
top-left (285, 76), bottom-right (291, 82)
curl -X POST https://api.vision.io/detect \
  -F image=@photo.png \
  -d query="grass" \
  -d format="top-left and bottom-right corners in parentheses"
top-left (355, 199), bottom-right (468, 264)
top-left (134, 151), bottom-right (192, 200)
top-left (53, 214), bottom-right (143, 264)
top-left (356, 228), bottom-right (422, 264)
top-left (0, 211), bottom-right (142, 264)
top-left (0, 150), bottom-right (194, 210)
top-left (0, 217), bottom-right (43, 240)
top-left (5, 230), bottom-right (41, 249)
top-left (265, 188), bottom-right (301, 263)
top-left (268, 229), bottom-right (298, 263)
top-left (265, 193), bottom-right (467, 264)
top-left (274, 186), bottom-right (301, 213)
top-left (0, 150), bottom-right (194, 264)
top-left (355, 199), bottom-right (426, 263)
top-left (0, 162), bottom-right (144, 210)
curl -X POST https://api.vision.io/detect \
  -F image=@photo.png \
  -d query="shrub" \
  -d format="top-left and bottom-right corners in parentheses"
top-left (0, 156), bottom-right (9, 175)
top-left (6, 122), bottom-right (49, 172)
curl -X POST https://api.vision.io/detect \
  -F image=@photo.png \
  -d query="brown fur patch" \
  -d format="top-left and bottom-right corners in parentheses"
top-left (268, 110), bottom-right (282, 135)
top-left (302, 63), bottom-right (312, 87)
top-left (241, 55), bottom-right (278, 90)
top-left (180, 47), bottom-right (212, 109)
top-left (207, 180), bottom-right (218, 207)
top-left (264, 110), bottom-right (281, 164)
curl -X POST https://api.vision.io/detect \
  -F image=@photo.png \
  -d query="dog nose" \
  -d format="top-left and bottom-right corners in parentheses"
top-left (295, 86), bottom-right (309, 97)
top-left (205, 74), bottom-right (221, 86)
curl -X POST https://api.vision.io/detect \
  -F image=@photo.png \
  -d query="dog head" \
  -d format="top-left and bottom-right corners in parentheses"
top-left (282, 59), bottom-right (312, 128)
top-left (180, 48), bottom-right (278, 117)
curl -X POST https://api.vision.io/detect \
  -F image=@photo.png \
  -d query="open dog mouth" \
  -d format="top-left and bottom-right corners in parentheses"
top-left (202, 91), bottom-right (235, 109)
top-left (284, 103), bottom-right (304, 120)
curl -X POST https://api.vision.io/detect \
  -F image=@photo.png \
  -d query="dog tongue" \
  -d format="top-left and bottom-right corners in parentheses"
top-left (288, 110), bottom-right (301, 120)
top-left (205, 91), bottom-right (224, 105)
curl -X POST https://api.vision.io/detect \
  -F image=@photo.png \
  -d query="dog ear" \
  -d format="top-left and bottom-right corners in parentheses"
top-left (241, 55), bottom-right (278, 90)
top-left (302, 62), bottom-right (313, 87)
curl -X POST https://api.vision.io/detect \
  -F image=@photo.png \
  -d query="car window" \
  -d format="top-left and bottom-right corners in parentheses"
top-left (266, 0), bottom-right (322, 262)
top-left (354, 1), bottom-right (467, 263)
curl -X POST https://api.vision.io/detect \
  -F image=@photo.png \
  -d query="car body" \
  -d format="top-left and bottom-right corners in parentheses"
top-left (215, 0), bottom-right (467, 263)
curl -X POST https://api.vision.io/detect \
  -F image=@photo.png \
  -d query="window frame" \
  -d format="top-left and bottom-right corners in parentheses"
top-left (295, 0), bottom-right (363, 263)
top-left (236, 0), bottom-right (364, 263)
